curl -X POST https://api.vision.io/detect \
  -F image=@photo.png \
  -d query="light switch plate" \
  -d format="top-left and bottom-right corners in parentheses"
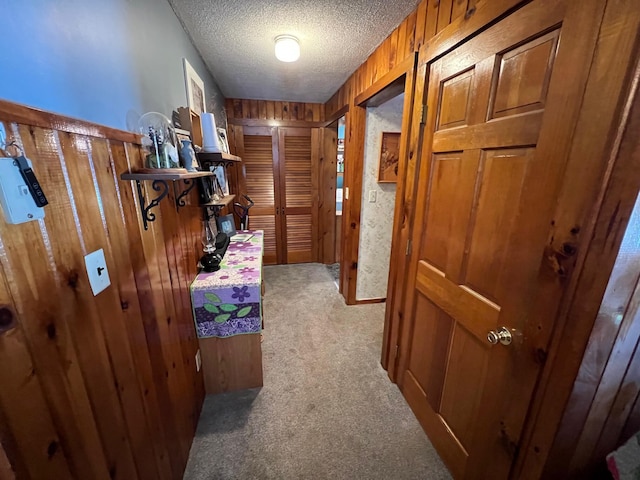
top-left (84, 249), bottom-right (111, 296)
top-left (369, 190), bottom-right (377, 203)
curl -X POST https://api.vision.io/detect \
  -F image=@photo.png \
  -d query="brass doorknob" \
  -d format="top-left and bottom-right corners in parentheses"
top-left (487, 327), bottom-right (512, 346)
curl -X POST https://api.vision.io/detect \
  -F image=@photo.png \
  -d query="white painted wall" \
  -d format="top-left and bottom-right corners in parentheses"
top-left (356, 95), bottom-right (404, 300)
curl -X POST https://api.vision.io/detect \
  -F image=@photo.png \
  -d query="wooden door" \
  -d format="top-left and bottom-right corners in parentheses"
top-left (398, 1), bottom-right (600, 478)
top-left (240, 126), bottom-right (279, 264)
top-left (277, 127), bottom-right (318, 264)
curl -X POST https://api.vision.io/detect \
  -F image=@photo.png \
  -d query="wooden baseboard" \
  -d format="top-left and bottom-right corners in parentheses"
top-left (354, 298), bottom-right (386, 305)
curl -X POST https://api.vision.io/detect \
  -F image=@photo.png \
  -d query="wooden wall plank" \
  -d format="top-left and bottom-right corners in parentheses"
top-left (1, 124), bottom-right (111, 480)
top-left (437, 0), bottom-right (454, 32)
top-left (258, 101), bottom-right (267, 120)
top-left (404, 10), bottom-right (418, 59)
top-left (232, 99), bottom-right (243, 120)
top-left (266, 101), bottom-right (275, 120)
top-left (50, 129), bottom-right (139, 480)
top-left (389, 27), bottom-right (400, 70)
top-left (274, 101), bottom-right (283, 120)
top-left (241, 100), bottom-right (251, 119)
top-left (96, 139), bottom-right (174, 480)
top-left (414, 0), bottom-right (428, 51)
top-left (282, 101), bottom-right (291, 120)
top-left (425, 0), bottom-right (440, 39)
top-left (0, 270), bottom-right (72, 479)
top-left (249, 100), bottom-right (259, 119)
top-left (119, 144), bottom-right (192, 477)
top-left (452, 0), bottom-right (470, 22)
top-left (0, 102), bottom-right (205, 480)
top-left (397, 21), bottom-right (408, 70)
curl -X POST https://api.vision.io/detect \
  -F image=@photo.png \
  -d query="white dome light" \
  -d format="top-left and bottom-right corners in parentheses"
top-left (275, 35), bottom-right (300, 62)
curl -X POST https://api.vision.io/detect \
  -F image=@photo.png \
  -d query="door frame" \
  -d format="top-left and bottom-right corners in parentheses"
top-left (340, 54), bottom-right (418, 306)
top-left (388, 0), bottom-right (640, 476)
top-left (382, 0), bottom-right (529, 380)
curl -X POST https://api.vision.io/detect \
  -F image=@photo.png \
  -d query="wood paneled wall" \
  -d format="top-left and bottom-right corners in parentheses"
top-left (545, 192), bottom-right (640, 478)
top-left (324, 0), bottom-right (477, 120)
top-left (225, 99), bottom-right (337, 265)
top-left (0, 101), bottom-right (204, 480)
top-left (225, 99), bottom-right (324, 125)
top-left (324, 0), bottom-right (480, 306)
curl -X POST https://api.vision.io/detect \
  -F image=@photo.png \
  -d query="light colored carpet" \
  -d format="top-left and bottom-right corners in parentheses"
top-left (183, 263), bottom-right (450, 480)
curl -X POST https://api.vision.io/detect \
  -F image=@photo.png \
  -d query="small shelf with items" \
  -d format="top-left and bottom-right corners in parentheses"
top-left (120, 170), bottom-right (213, 230)
top-left (196, 152), bottom-right (241, 167)
top-left (200, 194), bottom-right (236, 209)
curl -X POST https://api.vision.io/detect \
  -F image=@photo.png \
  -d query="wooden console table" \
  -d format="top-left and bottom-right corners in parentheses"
top-left (190, 231), bottom-right (263, 394)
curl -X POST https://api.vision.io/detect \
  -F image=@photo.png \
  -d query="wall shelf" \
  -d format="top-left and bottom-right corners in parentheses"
top-left (120, 171), bottom-right (213, 181)
top-left (120, 170), bottom-right (214, 230)
top-left (197, 152), bottom-right (242, 166)
top-left (200, 194), bottom-right (236, 209)
top-left (200, 194), bottom-right (236, 214)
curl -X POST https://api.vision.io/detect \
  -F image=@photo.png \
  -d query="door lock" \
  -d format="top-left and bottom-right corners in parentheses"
top-left (487, 327), bottom-right (512, 346)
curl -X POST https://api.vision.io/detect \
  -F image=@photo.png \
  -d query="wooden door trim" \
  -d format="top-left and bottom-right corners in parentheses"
top-left (310, 129), bottom-right (321, 262)
top-left (324, 105), bottom-right (349, 126)
top-left (341, 54), bottom-right (418, 305)
top-left (515, 2), bottom-right (640, 475)
top-left (0, 99), bottom-right (141, 144)
top-left (318, 128), bottom-right (338, 264)
top-left (273, 128), bottom-right (286, 263)
top-left (355, 56), bottom-right (415, 107)
top-left (382, 57), bottom-right (423, 375)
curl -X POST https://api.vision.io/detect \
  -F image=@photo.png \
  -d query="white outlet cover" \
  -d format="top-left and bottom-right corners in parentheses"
top-left (84, 249), bottom-right (111, 296)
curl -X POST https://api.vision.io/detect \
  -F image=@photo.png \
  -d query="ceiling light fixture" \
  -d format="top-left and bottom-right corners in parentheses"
top-left (275, 35), bottom-right (300, 63)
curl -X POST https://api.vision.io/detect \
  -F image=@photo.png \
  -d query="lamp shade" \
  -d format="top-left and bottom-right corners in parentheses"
top-left (275, 35), bottom-right (300, 62)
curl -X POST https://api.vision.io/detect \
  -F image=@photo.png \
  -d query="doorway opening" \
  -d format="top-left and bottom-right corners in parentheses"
top-left (356, 94), bottom-right (404, 301)
top-left (326, 116), bottom-right (345, 289)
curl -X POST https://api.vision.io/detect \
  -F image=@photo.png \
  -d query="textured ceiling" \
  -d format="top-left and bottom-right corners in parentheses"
top-left (168, 0), bottom-right (421, 103)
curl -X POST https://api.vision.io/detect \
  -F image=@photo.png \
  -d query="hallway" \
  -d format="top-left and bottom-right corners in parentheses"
top-left (184, 263), bottom-right (450, 479)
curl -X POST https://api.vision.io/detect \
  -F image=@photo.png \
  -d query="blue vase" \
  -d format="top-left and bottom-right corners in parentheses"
top-left (179, 139), bottom-right (197, 172)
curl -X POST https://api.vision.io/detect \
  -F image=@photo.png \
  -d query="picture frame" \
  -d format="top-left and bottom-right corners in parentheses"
top-left (210, 165), bottom-right (229, 196)
top-left (183, 58), bottom-right (206, 114)
top-left (216, 214), bottom-right (237, 237)
top-left (378, 132), bottom-right (401, 183)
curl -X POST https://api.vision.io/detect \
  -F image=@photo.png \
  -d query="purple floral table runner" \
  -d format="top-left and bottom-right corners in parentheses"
top-left (190, 230), bottom-right (263, 338)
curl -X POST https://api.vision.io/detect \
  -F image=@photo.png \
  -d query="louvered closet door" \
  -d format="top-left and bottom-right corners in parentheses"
top-left (278, 128), bottom-right (318, 263)
top-left (241, 127), bottom-right (279, 264)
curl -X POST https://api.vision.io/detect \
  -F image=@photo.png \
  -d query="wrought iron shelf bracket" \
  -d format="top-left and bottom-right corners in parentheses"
top-left (121, 171), bottom-right (213, 230)
top-left (134, 179), bottom-right (169, 231)
top-left (175, 178), bottom-right (198, 210)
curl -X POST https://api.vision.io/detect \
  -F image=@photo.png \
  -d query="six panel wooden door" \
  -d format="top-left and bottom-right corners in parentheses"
top-left (240, 126), bottom-right (318, 264)
top-left (398, 0), bottom-right (595, 478)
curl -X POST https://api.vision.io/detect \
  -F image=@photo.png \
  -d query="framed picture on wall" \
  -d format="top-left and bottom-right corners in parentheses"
top-left (378, 132), bottom-right (401, 183)
top-left (210, 165), bottom-right (229, 196)
top-left (183, 58), bottom-right (206, 114)
top-left (216, 214), bottom-right (237, 237)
